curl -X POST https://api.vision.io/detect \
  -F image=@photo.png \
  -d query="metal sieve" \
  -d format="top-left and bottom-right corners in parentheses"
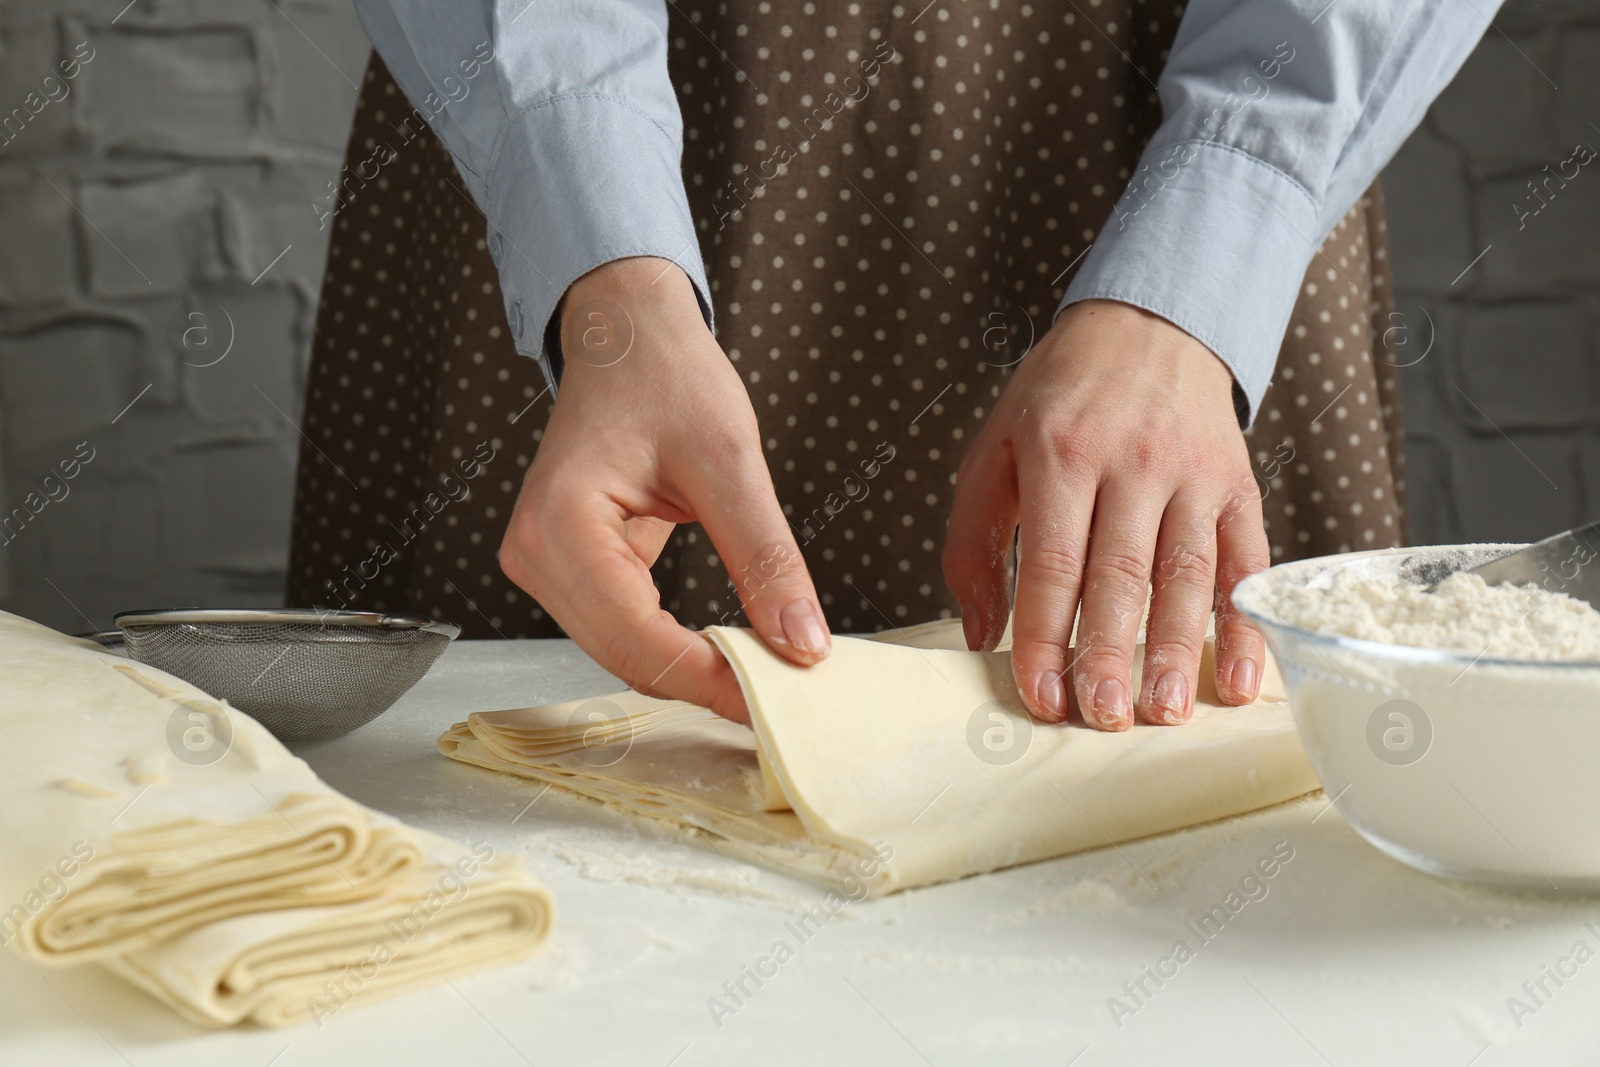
top-left (104, 609), bottom-right (460, 742)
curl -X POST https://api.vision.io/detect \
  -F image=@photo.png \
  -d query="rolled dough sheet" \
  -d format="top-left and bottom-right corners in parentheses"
top-left (0, 610), bottom-right (552, 1027)
top-left (441, 619), bottom-right (1317, 893)
top-left (103, 829), bottom-right (551, 1029)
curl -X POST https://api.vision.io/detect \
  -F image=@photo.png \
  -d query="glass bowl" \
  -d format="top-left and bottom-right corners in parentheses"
top-left (1232, 544), bottom-right (1600, 891)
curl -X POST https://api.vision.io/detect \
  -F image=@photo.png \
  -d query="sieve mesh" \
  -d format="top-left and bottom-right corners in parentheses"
top-left (117, 613), bottom-right (454, 742)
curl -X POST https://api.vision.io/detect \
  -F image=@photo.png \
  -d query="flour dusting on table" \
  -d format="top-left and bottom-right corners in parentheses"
top-left (520, 830), bottom-right (822, 911)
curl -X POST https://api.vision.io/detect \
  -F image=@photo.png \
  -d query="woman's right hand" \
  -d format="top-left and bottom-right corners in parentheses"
top-left (497, 257), bottom-right (830, 722)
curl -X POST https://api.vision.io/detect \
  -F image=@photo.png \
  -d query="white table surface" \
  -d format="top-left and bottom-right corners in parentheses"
top-left (4, 638), bottom-right (1597, 1066)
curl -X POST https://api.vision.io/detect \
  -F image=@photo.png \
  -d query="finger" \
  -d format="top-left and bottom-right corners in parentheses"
top-left (1213, 484), bottom-right (1271, 705)
top-left (682, 441), bottom-right (831, 668)
top-left (1009, 443), bottom-right (1096, 723)
top-left (942, 433), bottom-right (1019, 652)
top-left (1139, 491), bottom-right (1219, 725)
top-left (1072, 480), bottom-right (1164, 732)
top-left (502, 494), bottom-right (751, 722)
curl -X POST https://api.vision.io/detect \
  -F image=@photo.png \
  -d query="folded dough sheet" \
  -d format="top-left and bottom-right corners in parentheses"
top-left (441, 619), bottom-right (1318, 893)
top-left (0, 611), bottom-right (552, 1028)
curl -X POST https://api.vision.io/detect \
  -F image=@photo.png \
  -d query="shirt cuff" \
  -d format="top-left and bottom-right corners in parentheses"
top-left (1058, 139), bottom-right (1321, 429)
top-left (478, 93), bottom-right (711, 388)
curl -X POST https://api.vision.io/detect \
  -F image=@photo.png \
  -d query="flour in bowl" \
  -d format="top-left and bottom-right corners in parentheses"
top-left (1271, 566), bottom-right (1600, 662)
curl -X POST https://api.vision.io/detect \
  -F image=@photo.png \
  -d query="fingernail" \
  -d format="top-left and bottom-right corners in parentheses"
top-left (1038, 670), bottom-right (1066, 720)
top-left (1231, 658), bottom-right (1259, 701)
top-left (779, 599), bottom-right (830, 656)
top-left (1088, 677), bottom-right (1130, 730)
top-left (961, 605), bottom-right (984, 652)
top-left (1152, 670), bottom-right (1190, 724)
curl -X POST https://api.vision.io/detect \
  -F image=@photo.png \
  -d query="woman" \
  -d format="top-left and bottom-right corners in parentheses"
top-left (287, 1), bottom-right (1492, 730)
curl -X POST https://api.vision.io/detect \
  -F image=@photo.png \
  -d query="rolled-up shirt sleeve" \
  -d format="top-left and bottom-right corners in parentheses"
top-left (1059, 0), bottom-right (1500, 426)
top-left (353, 0), bottom-right (709, 387)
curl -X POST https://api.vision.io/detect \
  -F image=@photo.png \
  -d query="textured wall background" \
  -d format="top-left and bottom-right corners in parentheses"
top-left (1384, 0), bottom-right (1600, 547)
top-left (0, 0), bottom-right (1587, 633)
top-left (0, 0), bottom-right (371, 632)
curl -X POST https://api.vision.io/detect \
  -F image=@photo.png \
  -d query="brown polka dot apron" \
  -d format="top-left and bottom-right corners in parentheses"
top-left (287, 4), bottom-right (1408, 639)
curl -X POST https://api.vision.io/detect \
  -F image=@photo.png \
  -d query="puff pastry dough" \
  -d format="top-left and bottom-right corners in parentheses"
top-left (441, 620), bottom-right (1317, 893)
top-left (0, 611), bottom-right (551, 1028)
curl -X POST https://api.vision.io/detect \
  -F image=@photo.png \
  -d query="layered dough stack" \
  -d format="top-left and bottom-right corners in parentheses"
top-left (0, 612), bottom-right (552, 1028)
top-left (443, 619), bottom-right (1320, 893)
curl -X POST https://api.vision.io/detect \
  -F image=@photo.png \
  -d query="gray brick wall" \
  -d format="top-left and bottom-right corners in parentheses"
top-left (1386, 0), bottom-right (1600, 547)
top-left (0, 0), bottom-right (1584, 633)
top-left (0, 0), bottom-right (370, 633)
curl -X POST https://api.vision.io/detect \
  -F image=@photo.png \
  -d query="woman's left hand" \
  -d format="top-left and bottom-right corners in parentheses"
top-left (943, 299), bottom-right (1270, 730)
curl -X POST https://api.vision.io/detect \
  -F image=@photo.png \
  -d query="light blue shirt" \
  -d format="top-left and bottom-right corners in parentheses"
top-left (352, 0), bottom-right (1498, 426)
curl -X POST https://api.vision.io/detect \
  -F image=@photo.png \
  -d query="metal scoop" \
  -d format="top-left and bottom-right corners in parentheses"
top-left (87, 609), bottom-right (460, 742)
top-left (1464, 522), bottom-right (1600, 607)
top-left (1404, 522), bottom-right (1600, 607)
